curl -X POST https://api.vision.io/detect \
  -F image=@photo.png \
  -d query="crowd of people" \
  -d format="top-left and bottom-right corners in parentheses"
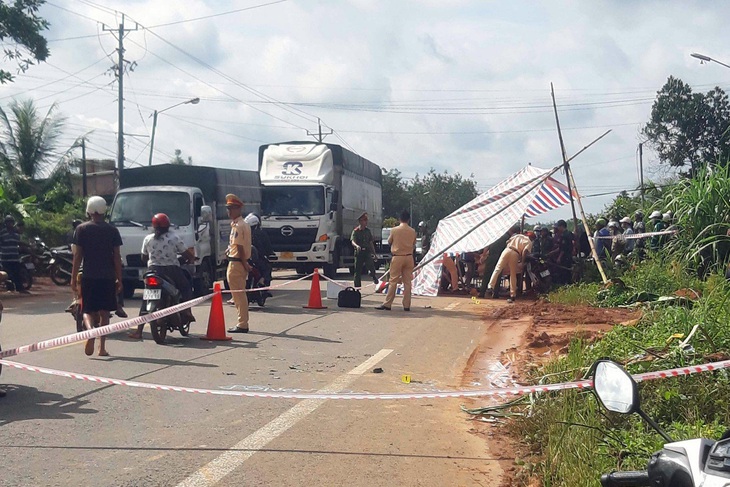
top-left (434, 209), bottom-right (676, 302)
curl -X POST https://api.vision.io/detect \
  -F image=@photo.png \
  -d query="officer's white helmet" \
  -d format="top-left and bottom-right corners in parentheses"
top-left (649, 210), bottom-right (662, 219)
top-left (244, 213), bottom-right (260, 227)
top-left (619, 217), bottom-right (631, 225)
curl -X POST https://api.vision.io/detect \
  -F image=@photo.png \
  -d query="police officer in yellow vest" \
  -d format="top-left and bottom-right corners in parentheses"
top-left (376, 210), bottom-right (417, 311)
top-left (487, 232), bottom-right (533, 303)
top-left (225, 194), bottom-right (253, 333)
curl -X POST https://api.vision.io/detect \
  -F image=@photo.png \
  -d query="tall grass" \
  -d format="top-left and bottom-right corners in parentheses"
top-left (508, 256), bottom-right (730, 485)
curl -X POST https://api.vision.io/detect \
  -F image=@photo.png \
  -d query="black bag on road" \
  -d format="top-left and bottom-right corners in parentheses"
top-left (337, 287), bottom-right (361, 308)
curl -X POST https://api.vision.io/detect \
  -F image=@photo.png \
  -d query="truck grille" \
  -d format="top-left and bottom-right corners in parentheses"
top-left (264, 227), bottom-right (318, 253)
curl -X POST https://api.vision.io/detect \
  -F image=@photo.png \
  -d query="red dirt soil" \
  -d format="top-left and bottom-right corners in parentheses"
top-left (459, 297), bottom-right (641, 486)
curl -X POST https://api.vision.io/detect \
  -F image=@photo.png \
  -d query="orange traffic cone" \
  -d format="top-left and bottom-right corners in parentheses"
top-left (201, 282), bottom-right (232, 341)
top-left (303, 269), bottom-right (327, 309)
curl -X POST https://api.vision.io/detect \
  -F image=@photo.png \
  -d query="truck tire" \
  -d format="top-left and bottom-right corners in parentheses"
top-left (323, 248), bottom-right (340, 279)
top-left (194, 259), bottom-right (213, 297)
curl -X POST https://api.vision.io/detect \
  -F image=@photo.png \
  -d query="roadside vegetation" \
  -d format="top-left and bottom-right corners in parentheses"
top-left (507, 166), bottom-right (730, 486)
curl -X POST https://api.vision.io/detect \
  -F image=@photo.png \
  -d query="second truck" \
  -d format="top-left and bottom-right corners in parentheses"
top-left (258, 141), bottom-right (383, 278)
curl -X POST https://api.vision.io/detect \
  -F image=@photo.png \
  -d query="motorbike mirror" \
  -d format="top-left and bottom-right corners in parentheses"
top-left (593, 360), bottom-right (639, 414)
top-left (199, 205), bottom-right (213, 223)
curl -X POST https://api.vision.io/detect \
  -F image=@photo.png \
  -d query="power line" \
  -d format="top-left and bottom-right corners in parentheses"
top-left (146, 0), bottom-right (289, 28)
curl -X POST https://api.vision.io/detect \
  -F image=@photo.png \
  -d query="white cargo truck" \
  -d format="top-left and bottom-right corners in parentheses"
top-left (111, 164), bottom-right (260, 297)
top-left (258, 142), bottom-right (383, 278)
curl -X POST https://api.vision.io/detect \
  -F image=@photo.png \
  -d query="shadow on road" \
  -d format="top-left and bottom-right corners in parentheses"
top-left (0, 443), bottom-right (501, 461)
top-left (89, 355), bottom-right (220, 368)
top-left (246, 329), bottom-right (341, 344)
top-left (0, 384), bottom-right (98, 426)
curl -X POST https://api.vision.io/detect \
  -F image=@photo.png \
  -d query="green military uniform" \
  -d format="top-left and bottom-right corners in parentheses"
top-left (351, 225), bottom-right (378, 287)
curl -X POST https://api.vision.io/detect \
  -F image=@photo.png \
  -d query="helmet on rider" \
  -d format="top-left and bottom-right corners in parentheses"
top-left (151, 213), bottom-right (171, 229)
top-left (86, 195), bottom-right (107, 216)
top-left (418, 221), bottom-right (426, 229)
top-left (619, 217), bottom-right (632, 225)
top-left (607, 220), bottom-right (619, 229)
top-left (244, 213), bottom-right (260, 227)
top-left (634, 210), bottom-right (644, 219)
top-left (595, 218), bottom-right (607, 228)
top-left (533, 225), bottom-right (542, 232)
top-left (649, 210), bottom-right (662, 220)
top-left (663, 212), bottom-right (672, 222)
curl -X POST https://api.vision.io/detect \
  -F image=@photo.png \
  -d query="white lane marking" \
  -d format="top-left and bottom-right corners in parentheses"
top-left (347, 348), bottom-right (393, 375)
top-left (175, 348), bottom-right (394, 487)
top-left (444, 301), bottom-right (460, 311)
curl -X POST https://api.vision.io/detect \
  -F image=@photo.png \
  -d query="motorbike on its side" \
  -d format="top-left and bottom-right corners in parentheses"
top-left (140, 267), bottom-right (192, 345)
top-left (595, 359), bottom-right (730, 487)
top-left (524, 254), bottom-right (552, 294)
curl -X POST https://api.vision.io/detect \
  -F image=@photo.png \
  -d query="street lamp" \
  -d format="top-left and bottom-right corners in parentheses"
top-left (411, 191), bottom-right (430, 224)
top-left (690, 52), bottom-right (730, 70)
top-left (148, 97), bottom-right (200, 166)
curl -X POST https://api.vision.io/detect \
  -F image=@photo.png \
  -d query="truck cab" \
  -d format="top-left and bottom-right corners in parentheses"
top-left (109, 186), bottom-right (215, 297)
top-left (258, 142), bottom-right (382, 278)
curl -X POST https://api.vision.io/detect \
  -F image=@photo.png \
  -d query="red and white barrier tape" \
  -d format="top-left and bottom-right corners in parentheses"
top-left (319, 273), bottom-right (382, 291)
top-left (223, 272), bottom-right (314, 294)
top-left (2, 357), bottom-right (729, 400)
top-left (594, 229), bottom-right (677, 240)
top-left (0, 292), bottom-right (214, 359)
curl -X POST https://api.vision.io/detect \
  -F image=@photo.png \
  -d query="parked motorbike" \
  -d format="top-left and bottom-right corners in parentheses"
top-left (0, 258), bottom-right (33, 291)
top-left (49, 245), bottom-right (74, 286)
top-left (247, 247), bottom-right (272, 307)
top-left (29, 237), bottom-right (53, 274)
top-left (140, 267), bottom-right (192, 345)
top-left (595, 359), bottom-right (729, 486)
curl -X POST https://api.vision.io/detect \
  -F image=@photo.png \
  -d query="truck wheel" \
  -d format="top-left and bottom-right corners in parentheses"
top-left (194, 259), bottom-right (213, 297)
top-left (123, 281), bottom-right (136, 299)
top-left (323, 249), bottom-right (340, 279)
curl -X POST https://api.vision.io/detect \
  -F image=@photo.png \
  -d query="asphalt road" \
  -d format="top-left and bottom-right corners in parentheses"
top-left (0, 272), bottom-right (503, 486)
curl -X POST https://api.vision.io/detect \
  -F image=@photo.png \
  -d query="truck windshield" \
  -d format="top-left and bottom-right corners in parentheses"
top-left (110, 191), bottom-right (191, 226)
top-left (261, 186), bottom-right (324, 216)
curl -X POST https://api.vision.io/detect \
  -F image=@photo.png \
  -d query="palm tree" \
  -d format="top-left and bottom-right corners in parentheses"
top-left (0, 98), bottom-right (65, 196)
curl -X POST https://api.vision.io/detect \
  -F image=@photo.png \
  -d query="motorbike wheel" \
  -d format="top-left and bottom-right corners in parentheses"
top-left (18, 266), bottom-right (33, 291)
top-left (150, 320), bottom-right (167, 344)
top-left (50, 264), bottom-right (71, 286)
top-left (178, 320), bottom-right (190, 336)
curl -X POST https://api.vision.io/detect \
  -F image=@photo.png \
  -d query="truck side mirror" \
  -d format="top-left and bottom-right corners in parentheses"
top-left (199, 205), bottom-right (213, 223)
top-left (330, 190), bottom-right (339, 212)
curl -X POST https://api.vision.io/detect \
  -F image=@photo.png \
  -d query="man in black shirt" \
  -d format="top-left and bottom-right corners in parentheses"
top-left (71, 196), bottom-right (123, 357)
top-left (0, 215), bottom-right (28, 294)
top-left (549, 220), bottom-right (574, 285)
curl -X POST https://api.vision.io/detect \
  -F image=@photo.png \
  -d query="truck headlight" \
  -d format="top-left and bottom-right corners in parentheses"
top-left (312, 244), bottom-right (327, 252)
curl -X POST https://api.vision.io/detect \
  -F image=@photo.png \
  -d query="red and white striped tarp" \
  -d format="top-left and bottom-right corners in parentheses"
top-left (412, 165), bottom-right (571, 297)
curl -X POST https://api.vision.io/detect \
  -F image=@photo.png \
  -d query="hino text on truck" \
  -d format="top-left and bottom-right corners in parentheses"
top-left (111, 164), bottom-right (261, 298)
top-left (258, 142), bottom-right (383, 278)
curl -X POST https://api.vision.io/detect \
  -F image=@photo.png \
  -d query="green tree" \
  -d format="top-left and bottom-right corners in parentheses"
top-left (0, 0), bottom-right (50, 83)
top-left (643, 76), bottom-right (730, 176)
top-left (171, 148), bottom-right (193, 165)
top-left (0, 98), bottom-right (65, 197)
top-left (381, 168), bottom-right (409, 219)
top-left (408, 169), bottom-right (478, 227)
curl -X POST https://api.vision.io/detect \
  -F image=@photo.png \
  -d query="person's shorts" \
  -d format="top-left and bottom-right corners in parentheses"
top-left (81, 278), bottom-right (117, 314)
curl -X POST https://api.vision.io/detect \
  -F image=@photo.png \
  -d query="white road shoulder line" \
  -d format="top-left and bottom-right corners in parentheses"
top-left (175, 348), bottom-right (394, 487)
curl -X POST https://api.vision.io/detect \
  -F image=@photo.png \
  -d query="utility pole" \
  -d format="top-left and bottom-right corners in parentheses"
top-left (81, 138), bottom-right (87, 197)
top-left (149, 110), bottom-right (158, 166)
top-left (550, 83), bottom-right (579, 232)
top-left (307, 118), bottom-right (333, 143)
top-left (639, 142), bottom-right (644, 205)
top-left (103, 14), bottom-right (137, 181)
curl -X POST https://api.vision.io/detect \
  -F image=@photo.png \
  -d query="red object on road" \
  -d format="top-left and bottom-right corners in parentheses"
top-left (303, 269), bottom-right (327, 309)
top-left (201, 282), bottom-right (232, 341)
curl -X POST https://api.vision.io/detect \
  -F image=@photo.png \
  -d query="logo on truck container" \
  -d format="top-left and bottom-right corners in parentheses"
top-left (281, 162), bottom-right (303, 175)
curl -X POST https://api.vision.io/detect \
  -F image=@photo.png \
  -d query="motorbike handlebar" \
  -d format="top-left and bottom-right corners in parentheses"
top-left (600, 470), bottom-right (650, 486)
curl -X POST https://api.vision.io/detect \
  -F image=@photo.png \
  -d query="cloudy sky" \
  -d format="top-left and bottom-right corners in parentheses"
top-left (2, 0), bottom-right (729, 218)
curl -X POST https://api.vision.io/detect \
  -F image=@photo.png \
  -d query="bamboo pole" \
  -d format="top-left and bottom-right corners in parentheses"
top-left (567, 166), bottom-right (608, 284)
